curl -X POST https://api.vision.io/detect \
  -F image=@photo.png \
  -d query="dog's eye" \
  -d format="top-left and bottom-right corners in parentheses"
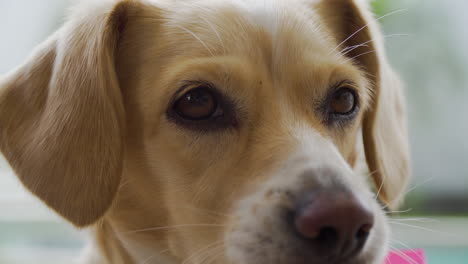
top-left (329, 87), bottom-right (357, 115)
top-left (167, 84), bottom-right (237, 131)
top-left (322, 86), bottom-right (360, 125)
top-left (173, 87), bottom-right (218, 120)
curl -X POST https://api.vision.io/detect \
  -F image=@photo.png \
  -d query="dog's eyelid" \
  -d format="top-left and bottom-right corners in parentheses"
top-left (171, 80), bottom-right (216, 100)
top-left (331, 80), bottom-right (359, 91)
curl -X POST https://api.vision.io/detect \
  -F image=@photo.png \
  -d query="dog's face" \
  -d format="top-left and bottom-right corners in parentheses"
top-left (0, 1), bottom-right (410, 264)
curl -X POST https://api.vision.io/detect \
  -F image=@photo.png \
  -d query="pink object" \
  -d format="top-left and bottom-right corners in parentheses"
top-left (385, 249), bottom-right (427, 264)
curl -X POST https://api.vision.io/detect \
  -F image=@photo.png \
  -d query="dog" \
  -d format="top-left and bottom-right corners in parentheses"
top-left (0, 0), bottom-right (410, 263)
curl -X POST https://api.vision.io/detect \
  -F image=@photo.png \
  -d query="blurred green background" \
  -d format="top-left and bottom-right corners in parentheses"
top-left (0, 0), bottom-right (467, 263)
top-left (371, 0), bottom-right (468, 216)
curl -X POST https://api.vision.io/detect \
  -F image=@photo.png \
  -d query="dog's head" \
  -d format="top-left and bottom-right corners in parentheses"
top-left (0, 0), bottom-right (410, 263)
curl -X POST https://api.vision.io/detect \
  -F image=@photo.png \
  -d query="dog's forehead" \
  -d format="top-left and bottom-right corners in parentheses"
top-left (161, 0), bottom-right (339, 67)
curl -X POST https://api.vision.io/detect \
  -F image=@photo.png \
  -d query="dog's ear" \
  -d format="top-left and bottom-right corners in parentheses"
top-left (314, 0), bottom-right (410, 209)
top-left (0, 1), bottom-right (144, 227)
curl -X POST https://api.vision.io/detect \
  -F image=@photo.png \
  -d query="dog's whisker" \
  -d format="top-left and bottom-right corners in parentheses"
top-left (200, 16), bottom-right (226, 55)
top-left (366, 168), bottom-right (382, 200)
top-left (175, 25), bottom-right (215, 56)
top-left (388, 246), bottom-right (419, 264)
top-left (117, 178), bottom-right (131, 190)
top-left (385, 207), bottom-right (413, 214)
top-left (366, 169), bottom-right (380, 178)
top-left (362, 169), bottom-right (385, 201)
top-left (373, 168), bottom-right (387, 201)
top-left (340, 33), bottom-right (412, 56)
top-left (159, 248), bottom-right (171, 254)
top-left (341, 44), bottom-right (368, 53)
top-left (383, 175), bottom-right (437, 210)
top-left (379, 174), bottom-right (435, 211)
top-left (203, 249), bottom-right (225, 264)
top-left (141, 248), bottom-right (171, 264)
top-left (140, 254), bottom-right (157, 264)
top-left (196, 244), bottom-right (224, 264)
top-left (181, 241), bottom-right (224, 264)
top-left (121, 224), bottom-right (225, 235)
top-left (390, 217), bottom-right (439, 223)
top-left (330, 8), bottom-right (407, 54)
top-left (399, 176), bottom-right (436, 199)
top-left (365, 169), bottom-right (380, 183)
top-left (388, 221), bottom-right (459, 238)
top-left (179, 206), bottom-right (231, 218)
top-left (391, 239), bottom-right (426, 263)
top-left (132, 15), bottom-right (172, 21)
top-left (389, 246), bottom-right (419, 264)
top-left (340, 50), bottom-right (377, 65)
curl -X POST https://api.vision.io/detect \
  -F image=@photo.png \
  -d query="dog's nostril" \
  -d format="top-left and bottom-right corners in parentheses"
top-left (293, 190), bottom-right (374, 258)
top-left (356, 223), bottom-right (372, 239)
top-left (353, 223), bottom-right (373, 253)
top-left (316, 226), bottom-right (339, 246)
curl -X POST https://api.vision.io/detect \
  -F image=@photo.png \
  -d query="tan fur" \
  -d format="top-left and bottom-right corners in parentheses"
top-left (0, 0), bottom-right (410, 263)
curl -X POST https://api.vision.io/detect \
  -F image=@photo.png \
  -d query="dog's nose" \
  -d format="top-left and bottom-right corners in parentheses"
top-left (293, 190), bottom-right (374, 258)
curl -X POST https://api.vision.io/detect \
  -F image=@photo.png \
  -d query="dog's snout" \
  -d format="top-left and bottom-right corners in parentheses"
top-left (293, 190), bottom-right (374, 259)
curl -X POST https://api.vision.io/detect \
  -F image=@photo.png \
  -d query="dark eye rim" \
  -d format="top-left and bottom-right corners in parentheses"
top-left (166, 81), bottom-right (238, 131)
top-left (321, 82), bottom-right (360, 125)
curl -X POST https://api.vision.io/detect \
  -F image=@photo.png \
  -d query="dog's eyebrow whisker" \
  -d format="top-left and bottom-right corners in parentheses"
top-left (200, 16), bottom-right (227, 55)
top-left (121, 224), bottom-right (225, 235)
top-left (181, 241), bottom-right (224, 264)
top-left (340, 50), bottom-right (377, 65)
top-left (340, 33), bottom-right (412, 56)
top-left (176, 25), bottom-right (215, 56)
top-left (329, 8), bottom-right (408, 55)
top-left (134, 17), bottom-right (175, 25)
top-left (341, 43), bottom-right (369, 54)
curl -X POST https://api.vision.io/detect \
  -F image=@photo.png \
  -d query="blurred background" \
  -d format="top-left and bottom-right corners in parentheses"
top-left (0, 0), bottom-right (467, 263)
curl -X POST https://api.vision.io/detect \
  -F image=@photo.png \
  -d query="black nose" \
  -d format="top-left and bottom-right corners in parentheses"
top-left (293, 190), bottom-right (374, 259)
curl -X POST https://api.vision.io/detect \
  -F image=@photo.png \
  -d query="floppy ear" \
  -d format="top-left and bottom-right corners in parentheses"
top-left (314, 0), bottom-right (410, 209)
top-left (0, 0), bottom-right (141, 227)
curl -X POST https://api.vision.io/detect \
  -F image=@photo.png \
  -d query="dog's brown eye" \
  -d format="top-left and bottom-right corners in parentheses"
top-left (168, 83), bottom-right (238, 131)
top-left (174, 87), bottom-right (218, 120)
top-left (321, 85), bottom-right (360, 126)
top-left (330, 88), bottom-right (357, 115)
